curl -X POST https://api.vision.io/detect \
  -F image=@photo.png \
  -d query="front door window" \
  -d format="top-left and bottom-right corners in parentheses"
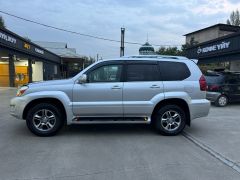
top-left (88, 65), bottom-right (122, 83)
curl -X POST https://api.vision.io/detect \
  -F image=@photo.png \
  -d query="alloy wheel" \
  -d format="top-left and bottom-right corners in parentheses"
top-left (33, 109), bottom-right (56, 132)
top-left (161, 110), bottom-right (181, 132)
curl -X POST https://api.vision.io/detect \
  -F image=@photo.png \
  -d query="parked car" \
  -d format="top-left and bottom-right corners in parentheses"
top-left (205, 71), bottom-right (240, 107)
top-left (10, 55), bottom-right (210, 136)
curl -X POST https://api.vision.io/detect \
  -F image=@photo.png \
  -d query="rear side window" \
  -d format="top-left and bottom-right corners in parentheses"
top-left (159, 61), bottom-right (190, 81)
top-left (126, 64), bottom-right (159, 81)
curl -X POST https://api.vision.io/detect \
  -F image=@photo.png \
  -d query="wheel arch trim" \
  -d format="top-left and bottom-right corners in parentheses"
top-left (22, 91), bottom-right (73, 124)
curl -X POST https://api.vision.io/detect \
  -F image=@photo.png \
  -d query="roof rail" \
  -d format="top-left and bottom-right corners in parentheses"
top-left (123, 55), bottom-right (188, 60)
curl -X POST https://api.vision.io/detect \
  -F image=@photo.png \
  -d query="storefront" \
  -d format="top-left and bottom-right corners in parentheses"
top-left (0, 27), bottom-right (61, 87)
top-left (185, 31), bottom-right (240, 71)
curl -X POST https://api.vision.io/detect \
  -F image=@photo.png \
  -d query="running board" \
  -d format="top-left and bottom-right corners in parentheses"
top-left (71, 117), bottom-right (151, 124)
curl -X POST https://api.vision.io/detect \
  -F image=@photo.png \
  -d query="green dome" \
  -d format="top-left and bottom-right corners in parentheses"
top-left (139, 42), bottom-right (155, 55)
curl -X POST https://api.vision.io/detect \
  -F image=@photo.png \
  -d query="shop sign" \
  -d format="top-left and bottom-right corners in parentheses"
top-left (197, 41), bottom-right (230, 54)
top-left (35, 48), bottom-right (44, 55)
top-left (23, 42), bottom-right (31, 50)
top-left (0, 31), bottom-right (17, 44)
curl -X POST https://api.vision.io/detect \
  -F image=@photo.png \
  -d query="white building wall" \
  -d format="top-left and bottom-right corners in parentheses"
top-left (32, 61), bottom-right (43, 81)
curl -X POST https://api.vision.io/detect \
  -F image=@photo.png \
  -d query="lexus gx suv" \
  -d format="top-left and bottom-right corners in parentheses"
top-left (10, 55), bottom-right (210, 136)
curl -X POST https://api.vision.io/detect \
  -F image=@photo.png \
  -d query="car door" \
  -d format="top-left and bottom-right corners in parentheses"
top-left (123, 61), bottom-right (164, 117)
top-left (72, 61), bottom-right (123, 117)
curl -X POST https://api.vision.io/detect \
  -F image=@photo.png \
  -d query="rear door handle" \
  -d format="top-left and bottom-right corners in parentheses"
top-left (150, 85), bottom-right (160, 88)
top-left (111, 85), bottom-right (121, 90)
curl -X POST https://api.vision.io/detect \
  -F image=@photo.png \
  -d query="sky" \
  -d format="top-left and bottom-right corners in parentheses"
top-left (0, 0), bottom-right (239, 59)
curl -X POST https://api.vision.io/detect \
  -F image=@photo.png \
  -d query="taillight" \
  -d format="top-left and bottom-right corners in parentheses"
top-left (199, 75), bottom-right (207, 91)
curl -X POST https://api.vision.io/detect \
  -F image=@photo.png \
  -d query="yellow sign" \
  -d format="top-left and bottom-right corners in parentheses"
top-left (23, 42), bottom-right (31, 50)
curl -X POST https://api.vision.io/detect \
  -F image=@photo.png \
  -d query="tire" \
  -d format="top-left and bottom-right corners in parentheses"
top-left (153, 105), bottom-right (186, 136)
top-left (26, 103), bottom-right (64, 136)
top-left (215, 95), bottom-right (228, 107)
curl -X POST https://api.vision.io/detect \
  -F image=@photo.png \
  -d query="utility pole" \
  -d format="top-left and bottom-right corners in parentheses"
top-left (120, 27), bottom-right (125, 57)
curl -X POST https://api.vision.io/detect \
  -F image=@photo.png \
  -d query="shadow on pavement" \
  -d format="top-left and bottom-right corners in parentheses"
top-left (62, 124), bottom-right (156, 136)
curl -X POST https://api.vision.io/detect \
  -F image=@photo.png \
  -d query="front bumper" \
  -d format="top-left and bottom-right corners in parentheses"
top-left (206, 92), bottom-right (221, 102)
top-left (10, 96), bottom-right (28, 119)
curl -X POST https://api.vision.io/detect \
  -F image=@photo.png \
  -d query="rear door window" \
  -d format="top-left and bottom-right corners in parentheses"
top-left (126, 64), bottom-right (159, 81)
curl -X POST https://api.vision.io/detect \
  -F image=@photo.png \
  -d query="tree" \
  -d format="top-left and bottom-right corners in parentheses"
top-left (82, 56), bottom-right (95, 68)
top-left (227, 9), bottom-right (240, 26)
top-left (156, 46), bottom-right (183, 56)
top-left (0, 16), bottom-right (6, 28)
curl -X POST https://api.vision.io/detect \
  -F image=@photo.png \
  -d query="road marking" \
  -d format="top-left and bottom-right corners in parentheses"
top-left (182, 131), bottom-right (240, 174)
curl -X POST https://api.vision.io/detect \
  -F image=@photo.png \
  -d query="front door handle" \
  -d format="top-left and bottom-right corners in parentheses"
top-left (150, 85), bottom-right (160, 88)
top-left (111, 85), bottom-right (121, 90)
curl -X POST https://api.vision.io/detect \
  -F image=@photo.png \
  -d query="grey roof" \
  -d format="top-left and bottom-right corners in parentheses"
top-left (34, 41), bottom-right (83, 58)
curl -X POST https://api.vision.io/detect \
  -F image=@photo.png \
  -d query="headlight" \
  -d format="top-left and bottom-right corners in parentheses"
top-left (16, 86), bottom-right (29, 96)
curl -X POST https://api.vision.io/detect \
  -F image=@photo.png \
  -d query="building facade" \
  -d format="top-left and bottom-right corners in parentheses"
top-left (34, 41), bottom-right (86, 78)
top-left (0, 27), bottom-right (61, 87)
top-left (184, 24), bottom-right (240, 71)
top-left (185, 24), bottom-right (240, 44)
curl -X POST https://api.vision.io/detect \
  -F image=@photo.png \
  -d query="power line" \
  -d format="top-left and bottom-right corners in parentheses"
top-left (0, 10), bottom-right (182, 47)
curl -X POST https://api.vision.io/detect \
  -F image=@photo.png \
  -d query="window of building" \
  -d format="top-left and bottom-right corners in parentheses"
top-left (54, 65), bottom-right (58, 75)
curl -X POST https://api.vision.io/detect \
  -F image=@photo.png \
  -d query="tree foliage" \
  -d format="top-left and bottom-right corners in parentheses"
top-left (156, 47), bottom-right (183, 56)
top-left (0, 16), bottom-right (6, 28)
top-left (227, 9), bottom-right (240, 26)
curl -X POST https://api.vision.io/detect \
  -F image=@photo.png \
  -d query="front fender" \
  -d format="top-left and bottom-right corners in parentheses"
top-left (23, 91), bottom-right (73, 124)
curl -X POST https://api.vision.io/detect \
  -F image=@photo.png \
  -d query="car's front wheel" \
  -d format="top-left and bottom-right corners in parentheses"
top-left (153, 105), bottom-right (186, 136)
top-left (26, 103), bottom-right (63, 136)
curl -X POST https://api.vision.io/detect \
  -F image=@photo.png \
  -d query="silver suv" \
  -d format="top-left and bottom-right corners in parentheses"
top-left (10, 55), bottom-right (210, 136)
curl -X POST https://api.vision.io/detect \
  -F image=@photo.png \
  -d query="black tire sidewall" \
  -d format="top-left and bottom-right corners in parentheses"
top-left (26, 103), bottom-right (63, 136)
top-left (154, 105), bottom-right (186, 136)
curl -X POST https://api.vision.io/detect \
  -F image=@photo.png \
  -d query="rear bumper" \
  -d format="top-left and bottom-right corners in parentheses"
top-left (206, 92), bottom-right (221, 102)
top-left (189, 99), bottom-right (210, 120)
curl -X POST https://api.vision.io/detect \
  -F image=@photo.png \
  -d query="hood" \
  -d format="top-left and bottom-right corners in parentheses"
top-left (28, 79), bottom-right (74, 88)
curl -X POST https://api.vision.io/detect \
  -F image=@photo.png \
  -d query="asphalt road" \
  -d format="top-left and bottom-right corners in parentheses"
top-left (0, 88), bottom-right (240, 180)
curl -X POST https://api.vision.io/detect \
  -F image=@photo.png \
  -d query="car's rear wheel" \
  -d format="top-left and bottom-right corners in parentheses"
top-left (215, 95), bottom-right (228, 107)
top-left (153, 105), bottom-right (186, 136)
top-left (26, 103), bottom-right (63, 136)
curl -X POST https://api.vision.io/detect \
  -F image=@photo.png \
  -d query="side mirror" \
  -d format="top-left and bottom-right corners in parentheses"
top-left (79, 74), bottom-right (87, 84)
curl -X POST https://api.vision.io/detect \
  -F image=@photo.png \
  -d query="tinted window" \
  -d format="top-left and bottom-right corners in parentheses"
top-left (88, 64), bottom-right (122, 83)
top-left (126, 64), bottom-right (159, 81)
top-left (159, 61), bottom-right (190, 81)
top-left (205, 75), bottom-right (224, 84)
top-left (225, 74), bottom-right (240, 84)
